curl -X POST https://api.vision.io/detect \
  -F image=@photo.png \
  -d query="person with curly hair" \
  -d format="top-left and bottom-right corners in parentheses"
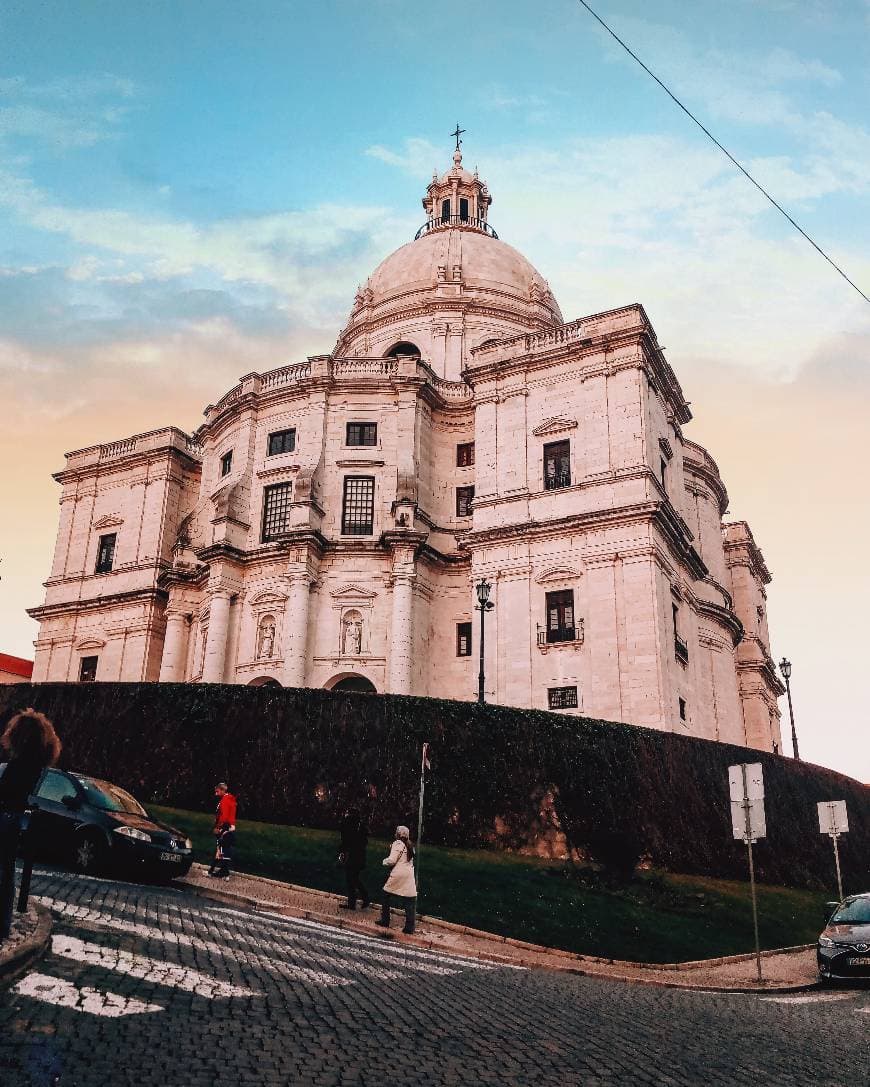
top-left (0, 708), bottom-right (61, 942)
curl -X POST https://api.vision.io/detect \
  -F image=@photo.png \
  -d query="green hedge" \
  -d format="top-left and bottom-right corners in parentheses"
top-left (2, 682), bottom-right (867, 890)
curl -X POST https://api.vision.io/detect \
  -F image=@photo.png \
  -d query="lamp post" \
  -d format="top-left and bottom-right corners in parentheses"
top-left (475, 577), bottom-right (495, 704)
top-left (779, 657), bottom-right (799, 760)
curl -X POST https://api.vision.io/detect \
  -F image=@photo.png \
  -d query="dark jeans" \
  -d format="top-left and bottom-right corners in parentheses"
top-left (379, 893), bottom-right (416, 934)
top-left (212, 830), bottom-right (235, 875)
top-left (0, 812), bottom-right (23, 941)
top-left (344, 865), bottom-right (368, 907)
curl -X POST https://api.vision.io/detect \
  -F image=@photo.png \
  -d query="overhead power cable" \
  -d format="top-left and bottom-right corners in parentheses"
top-left (575, 0), bottom-right (870, 306)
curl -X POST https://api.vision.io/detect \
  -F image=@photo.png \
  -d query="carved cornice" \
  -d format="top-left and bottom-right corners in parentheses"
top-left (27, 586), bottom-right (168, 621)
top-left (696, 600), bottom-right (743, 647)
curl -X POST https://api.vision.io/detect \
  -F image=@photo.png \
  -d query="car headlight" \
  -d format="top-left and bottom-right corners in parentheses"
top-left (818, 935), bottom-right (835, 948)
top-left (184, 838), bottom-right (192, 850)
top-left (114, 825), bottom-right (151, 843)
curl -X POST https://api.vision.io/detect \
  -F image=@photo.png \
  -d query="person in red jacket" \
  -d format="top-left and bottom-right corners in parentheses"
top-left (208, 781), bottom-right (237, 880)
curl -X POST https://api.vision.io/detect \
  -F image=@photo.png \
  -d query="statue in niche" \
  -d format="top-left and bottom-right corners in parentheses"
top-left (257, 617), bottom-right (276, 659)
top-left (341, 612), bottom-right (363, 656)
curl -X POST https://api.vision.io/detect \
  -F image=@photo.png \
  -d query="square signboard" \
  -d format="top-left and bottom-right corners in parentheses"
top-left (817, 800), bottom-right (848, 836)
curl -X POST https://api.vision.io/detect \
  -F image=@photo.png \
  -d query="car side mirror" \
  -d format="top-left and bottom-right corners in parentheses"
top-left (62, 794), bottom-right (82, 811)
top-left (824, 901), bottom-right (840, 922)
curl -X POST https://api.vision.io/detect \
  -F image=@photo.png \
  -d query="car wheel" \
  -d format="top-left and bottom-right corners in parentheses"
top-left (73, 830), bottom-right (107, 875)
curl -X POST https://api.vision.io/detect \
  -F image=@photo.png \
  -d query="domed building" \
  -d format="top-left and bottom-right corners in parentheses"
top-left (29, 146), bottom-right (784, 750)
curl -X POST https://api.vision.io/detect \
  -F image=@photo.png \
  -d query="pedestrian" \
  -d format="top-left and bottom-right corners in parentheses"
top-left (376, 825), bottom-right (417, 935)
top-left (338, 808), bottom-right (370, 911)
top-left (208, 781), bottom-right (237, 880)
top-left (0, 708), bottom-right (62, 943)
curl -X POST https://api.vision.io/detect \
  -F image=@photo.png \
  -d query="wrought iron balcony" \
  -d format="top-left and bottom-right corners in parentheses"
top-left (414, 215), bottom-right (499, 240)
top-left (544, 472), bottom-right (572, 491)
top-left (542, 626), bottom-right (576, 645)
top-left (675, 635), bottom-right (689, 665)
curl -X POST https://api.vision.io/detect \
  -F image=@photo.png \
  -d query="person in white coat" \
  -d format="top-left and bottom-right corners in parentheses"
top-left (376, 825), bottom-right (417, 934)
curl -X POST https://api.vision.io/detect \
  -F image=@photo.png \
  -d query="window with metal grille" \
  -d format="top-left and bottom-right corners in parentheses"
top-left (95, 533), bottom-right (116, 574)
top-left (545, 589), bottom-right (575, 643)
top-left (220, 450), bottom-right (233, 476)
top-left (544, 440), bottom-right (571, 490)
top-left (79, 656), bottom-right (98, 683)
top-left (346, 422), bottom-right (378, 447)
top-left (341, 476), bottom-right (375, 535)
top-left (456, 622), bottom-right (472, 657)
top-left (456, 485), bottom-right (475, 517)
top-left (456, 441), bottom-right (475, 467)
top-left (261, 482), bottom-right (292, 541)
top-left (268, 428), bottom-right (296, 456)
top-left (548, 686), bottom-right (578, 710)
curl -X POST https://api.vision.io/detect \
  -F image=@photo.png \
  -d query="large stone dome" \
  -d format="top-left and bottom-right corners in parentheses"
top-left (334, 148), bottom-right (562, 380)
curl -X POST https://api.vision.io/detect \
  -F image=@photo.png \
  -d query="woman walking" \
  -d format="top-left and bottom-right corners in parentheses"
top-left (376, 825), bottom-right (417, 935)
top-left (0, 708), bottom-right (62, 943)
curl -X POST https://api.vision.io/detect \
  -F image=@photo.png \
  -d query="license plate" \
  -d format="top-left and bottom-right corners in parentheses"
top-left (846, 956), bottom-right (870, 965)
top-left (159, 852), bottom-right (182, 862)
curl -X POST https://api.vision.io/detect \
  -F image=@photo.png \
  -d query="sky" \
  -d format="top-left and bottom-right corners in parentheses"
top-left (1, 0), bottom-right (868, 779)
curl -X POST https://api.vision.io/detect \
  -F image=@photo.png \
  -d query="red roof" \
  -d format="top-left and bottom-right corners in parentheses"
top-left (0, 653), bottom-right (34, 679)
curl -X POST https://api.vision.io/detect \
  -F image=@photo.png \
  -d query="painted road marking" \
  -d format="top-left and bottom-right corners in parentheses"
top-left (51, 934), bottom-right (261, 998)
top-left (14, 973), bottom-right (163, 1018)
top-left (761, 992), bottom-right (856, 1004)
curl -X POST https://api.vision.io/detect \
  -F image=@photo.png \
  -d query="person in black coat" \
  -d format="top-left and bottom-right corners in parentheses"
top-left (338, 808), bottom-right (370, 910)
top-left (0, 708), bottom-right (62, 942)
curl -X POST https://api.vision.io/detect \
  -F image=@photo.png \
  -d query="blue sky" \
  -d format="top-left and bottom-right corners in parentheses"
top-left (1, 0), bottom-right (869, 775)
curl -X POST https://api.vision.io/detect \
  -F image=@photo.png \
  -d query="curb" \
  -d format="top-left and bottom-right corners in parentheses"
top-left (177, 869), bottom-right (819, 994)
top-left (0, 904), bottom-right (53, 987)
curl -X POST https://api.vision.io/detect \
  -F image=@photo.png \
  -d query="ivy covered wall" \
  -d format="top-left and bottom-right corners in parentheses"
top-left (1, 682), bottom-right (867, 890)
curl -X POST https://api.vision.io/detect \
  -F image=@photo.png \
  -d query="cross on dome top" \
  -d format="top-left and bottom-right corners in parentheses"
top-left (414, 129), bottom-right (497, 240)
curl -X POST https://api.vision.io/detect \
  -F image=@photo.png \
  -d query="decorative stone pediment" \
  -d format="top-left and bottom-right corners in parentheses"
top-left (75, 637), bottom-right (106, 650)
top-left (535, 566), bottom-right (581, 585)
top-left (250, 589), bottom-right (288, 607)
top-left (92, 514), bottom-right (123, 530)
top-left (532, 416), bottom-right (578, 437)
top-left (330, 584), bottom-right (378, 601)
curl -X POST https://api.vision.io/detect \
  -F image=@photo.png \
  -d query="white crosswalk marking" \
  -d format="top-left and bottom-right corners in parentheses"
top-left (14, 973), bottom-right (163, 1018)
top-left (51, 934), bottom-right (261, 998)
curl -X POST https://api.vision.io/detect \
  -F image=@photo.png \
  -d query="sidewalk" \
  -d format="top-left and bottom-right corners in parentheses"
top-left (178, 865), bottom-right (819, 993)
top-left (0, 903), bottom-right (52, 986)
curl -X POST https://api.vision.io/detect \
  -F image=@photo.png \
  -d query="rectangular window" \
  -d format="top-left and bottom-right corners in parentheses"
top-left (220, 450), bottom-right (233, 477)
top-left (95, 533), bottom-right (116, 574)
top-left (267, 428), bottom-right (296, 456)
top-left (341, 476), bottom-right (375, 535)
top-left (456, 441), bottom-right (475, 467)
top-left (459, 197), bottom-right (469, 222)
top-left (678, 697), bottom-right (687, 721)
top-left (261, 482), bottom-right (293, 541)
top-left (660, 458), bottom-right (667, 489)
top-left (456, 485), bottom-right (475, 517)
top-left (456, 622), bottom-right (472, 657)
top-left (79, 656), bottom-right (98, 683)
top-left (673, 603), bottom-right (688, 664)
top-left (346, 422), bottom-right (378, 447)
top-left (545, 589), bottom-right (575, 643)
top-left (544, 440), bottom-right (571, 490)
top-left (548, 686), bottom-right (578, 710)
top-left (441, 198), bottom-right (451, 222)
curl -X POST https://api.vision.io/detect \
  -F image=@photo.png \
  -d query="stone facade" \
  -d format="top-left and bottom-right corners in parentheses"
top-left (28, 150), bottom-right (784, 750)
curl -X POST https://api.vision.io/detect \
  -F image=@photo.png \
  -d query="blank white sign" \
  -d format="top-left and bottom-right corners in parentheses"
top-left (731, 797), bottom-right (767, 841)
top-left (818, 800), bottom-right (848, 835)
top-left (728, 763), bottom-right (765, 802)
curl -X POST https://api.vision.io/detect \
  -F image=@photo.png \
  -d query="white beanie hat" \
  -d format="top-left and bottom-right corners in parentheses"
top-left (396, 825), bottom-right (411, 839)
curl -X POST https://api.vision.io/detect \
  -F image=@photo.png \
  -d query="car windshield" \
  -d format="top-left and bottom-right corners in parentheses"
top-left (73, 776), bottom-right (147, 816)
top-left (830, 898), bottom-right (870, 925)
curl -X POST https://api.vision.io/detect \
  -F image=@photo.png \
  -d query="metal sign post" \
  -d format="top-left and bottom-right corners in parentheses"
top-left (415, 742), bottom-right (430, 896)
top-left (728, 762), bottom-right (766, 983)
top-left (817, 801), bottom-right (848, 903)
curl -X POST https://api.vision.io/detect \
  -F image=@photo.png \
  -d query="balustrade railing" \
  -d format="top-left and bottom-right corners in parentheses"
top-left (414, 215), bottom-right (498, 240)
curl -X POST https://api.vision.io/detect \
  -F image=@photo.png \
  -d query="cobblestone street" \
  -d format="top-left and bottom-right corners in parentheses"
top-left (1, 871), bottom-right (867, 1087)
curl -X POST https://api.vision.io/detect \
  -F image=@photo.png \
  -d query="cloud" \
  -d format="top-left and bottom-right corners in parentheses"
top-left (365, 138), bottom-right (442, 179)
top-left (0, 73), bottom-right (136, 152)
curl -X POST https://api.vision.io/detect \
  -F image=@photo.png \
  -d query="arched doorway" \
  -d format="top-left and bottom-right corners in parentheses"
top-left (248, 676), bottom-right (282, 688)
top-left (328, 675), bottom-right (377, 694)
top-left (384, 341), bottom-right (421, 359)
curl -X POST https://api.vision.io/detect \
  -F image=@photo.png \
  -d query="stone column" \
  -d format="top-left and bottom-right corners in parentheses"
top-left (282, 574), bottom-right (311, 688)
top-left (201, 591), bottom-right (231, 683)
top-left (387, 572), bottom-right (415, 695)
top-left (159, 610), bottom-right (191, 682)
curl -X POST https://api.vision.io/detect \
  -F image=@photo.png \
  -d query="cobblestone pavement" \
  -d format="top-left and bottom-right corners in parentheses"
top-left (1, 870), bottom-right (868, 1087)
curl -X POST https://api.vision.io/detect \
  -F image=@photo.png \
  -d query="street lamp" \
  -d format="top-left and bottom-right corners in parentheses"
top-left (475, 578), bottom-right (495, 704)
top-left (779, 657), bottom-right (799, 760)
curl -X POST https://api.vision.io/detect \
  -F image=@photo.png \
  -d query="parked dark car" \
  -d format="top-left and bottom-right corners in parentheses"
top-left (818, 893), bottom-right (870, 983)
top-left (9, 765), bottom-right (193, 880)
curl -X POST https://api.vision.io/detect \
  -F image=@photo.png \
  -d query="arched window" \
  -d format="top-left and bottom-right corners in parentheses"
top-left (384, 341), bottom-right (422, 358)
